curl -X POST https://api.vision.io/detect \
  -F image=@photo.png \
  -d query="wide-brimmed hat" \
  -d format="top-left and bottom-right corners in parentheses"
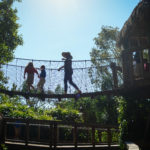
top-left (62, 52), bottom-right (73, 59)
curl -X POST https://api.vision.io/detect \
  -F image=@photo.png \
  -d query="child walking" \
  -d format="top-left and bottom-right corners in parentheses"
top-left (24, 62), bottom-right (39, 91)
top-left (58, 52), bottom-right (81, 94)
top-left (37, 65), bottom-right (46, 92)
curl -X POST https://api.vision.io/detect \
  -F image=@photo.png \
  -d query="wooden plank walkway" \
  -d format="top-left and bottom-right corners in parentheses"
top-left (1, 84), bottom-right (150, 100)
top-left (0, 88), bottom-right (122, 99)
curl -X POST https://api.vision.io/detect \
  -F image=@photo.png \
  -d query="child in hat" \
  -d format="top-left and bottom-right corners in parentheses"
top-left (58, 52), bottom-right (81, 94)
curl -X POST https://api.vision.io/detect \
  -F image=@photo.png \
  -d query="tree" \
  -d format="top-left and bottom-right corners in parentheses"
top-left (55, 84), bottom-right (64, 94)
top-left (0, 0), bottom-right (23, 64)
top-left (0, 0), bottom-right (23, 90)
top-left (87, 26), bottom-right (120, 125)
top-left (89, 26), bottom-right (121, 90)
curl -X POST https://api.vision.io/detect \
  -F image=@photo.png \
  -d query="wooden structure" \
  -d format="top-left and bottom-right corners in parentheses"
top-left (117, 0), bottom-right (150, 88)
top-left (0, 117), bottom-right (119, 150)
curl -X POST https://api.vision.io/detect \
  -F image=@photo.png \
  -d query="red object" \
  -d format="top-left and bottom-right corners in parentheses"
top-left (25, 66), bottom-right (38, 74)
top-left (144, 63), bottom-right (149, 71)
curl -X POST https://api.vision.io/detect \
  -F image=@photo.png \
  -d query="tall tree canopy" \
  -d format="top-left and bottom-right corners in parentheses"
top-left (91, 26), bottom-right (120, 60)
top-left (0, 0), bottom-right (23, 64)
top-left (89, 26), bottom-right (121, 90)
top-left (0, 0), bottom-right (23, 88)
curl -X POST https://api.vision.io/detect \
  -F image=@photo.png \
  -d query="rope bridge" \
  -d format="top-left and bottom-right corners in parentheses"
top-left (0, 57), bottom-right (122, 99)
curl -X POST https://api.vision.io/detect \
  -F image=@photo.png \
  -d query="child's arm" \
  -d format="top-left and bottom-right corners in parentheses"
top-left (58, 66), bottom-right (64, 71)
top-left (34, 68), bottom-right (40, 78)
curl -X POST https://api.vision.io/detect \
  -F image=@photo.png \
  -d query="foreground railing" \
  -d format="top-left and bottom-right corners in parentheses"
top-left (1, 118), bottom-right (119, 149)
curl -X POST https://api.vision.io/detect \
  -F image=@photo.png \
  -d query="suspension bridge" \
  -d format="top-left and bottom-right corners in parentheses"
top-left (0, 57), bottom-right (125, 100)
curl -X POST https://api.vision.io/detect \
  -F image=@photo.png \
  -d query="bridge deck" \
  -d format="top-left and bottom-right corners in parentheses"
top-left (1, 84), bottom-right (150, 100)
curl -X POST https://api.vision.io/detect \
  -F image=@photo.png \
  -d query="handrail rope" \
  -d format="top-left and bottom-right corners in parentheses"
top-left (14, 57), bottom-right (120, 63)
top-left (3, 63), bottom-right (110, 70)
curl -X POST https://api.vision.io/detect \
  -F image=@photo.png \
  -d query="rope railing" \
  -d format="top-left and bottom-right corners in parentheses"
top-left (0, 57), bottom-right (122, 98)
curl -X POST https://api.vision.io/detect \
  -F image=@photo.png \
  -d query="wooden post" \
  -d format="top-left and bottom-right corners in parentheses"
top-left (37, 124), bottom-right (40, 142)
top-left (73, 123), bottom-right (77, 149)
top-left (110, 62), bottom-right (118, 89)
top-left (0, 115), bottom-right (4, 144)
top-left (122, 50), bottom-right (134, 88)
top-left (49, 123), bottom-right (53, 149)
top-left (25, 120), bottom-right (29, 146)
top-left (53, 123), bottom-right (57, 150)
top-left (107, 128), bottom-right (112, 148)
top-left (139, 50), bottom-right (144, 78)
top-left (4, 120), bottom-right (7, 141)
top-left (92, 126), bottom-right (95, 149)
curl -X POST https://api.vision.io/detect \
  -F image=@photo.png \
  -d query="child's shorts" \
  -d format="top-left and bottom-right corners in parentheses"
top-left (27, 73), bottom-right (34, 84)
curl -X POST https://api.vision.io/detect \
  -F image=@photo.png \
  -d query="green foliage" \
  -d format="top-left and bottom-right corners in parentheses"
top-left (91, 26), bottom-right (120, 60)
top-left (101, 131), bottom-right (108, 142)
top-left (116, 96), bottom-right (150, 149)
top-left (0, 70), bottom-right (8, 89)
top-left (115, 96), bottom-right (127, 149)
top-left (89, 26), bottom-right (121, 90)
top-left (49, 106), bottom-right (82, 122)
top-left (56, 96), bottom-right (118, 125)
top-left (1, 144), bottom-right (7, 150)
top-left (0, 0), bottom-right (23, 95)
top-left (0, 0), bottom-right (23, 64)
top-left (55, 84), bottom-right (64, 94)
top-left (0, 94), bottom-right (52, 120)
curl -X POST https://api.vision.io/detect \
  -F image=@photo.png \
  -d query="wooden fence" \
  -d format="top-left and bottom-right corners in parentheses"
top-left (0, 118), bottom-right (119, 149)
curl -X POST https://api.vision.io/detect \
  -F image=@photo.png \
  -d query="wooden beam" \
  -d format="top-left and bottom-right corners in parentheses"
top-left (0, 88), bottom-right (122, 99)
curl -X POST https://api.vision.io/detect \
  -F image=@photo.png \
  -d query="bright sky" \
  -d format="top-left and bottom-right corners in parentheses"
top-left (14, 0), bottom-right (140, 61)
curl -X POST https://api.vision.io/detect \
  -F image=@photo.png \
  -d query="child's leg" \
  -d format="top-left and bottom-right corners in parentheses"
top-left (27, 83), bottom-right (30, 91)
top-left (37, 80), bottom-right (41, 90)
top-left (37, 78), bottom-right (45, 91)
top-left (68, 75), bottom-right (80, 92)
top-left (40, 78), bottom-right (45, 92)
top-left (64, 75), bottom-right (68, 94)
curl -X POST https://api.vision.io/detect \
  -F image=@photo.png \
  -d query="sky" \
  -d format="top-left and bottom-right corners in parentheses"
top-left (13, 0), bottom-right (140, 61)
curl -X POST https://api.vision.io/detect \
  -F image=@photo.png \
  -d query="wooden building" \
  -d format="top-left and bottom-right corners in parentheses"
top-left (117, 0), bottom-right (150, 88)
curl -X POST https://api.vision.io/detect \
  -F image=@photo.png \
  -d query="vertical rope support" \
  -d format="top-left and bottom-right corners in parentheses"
top-left (20, 66), bottom-right (22, 87)
top-left (81, 68), bottom-right (84, 92)
top-left (48, 61), bottom-right (51, 92)
top-left (16, 58), bottom-right (18, 87)
top-left (85, 60), bottom-right (88, 92)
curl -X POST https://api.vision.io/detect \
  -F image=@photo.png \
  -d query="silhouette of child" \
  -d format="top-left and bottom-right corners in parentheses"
top-left (58, 52), bottom-right (81, 94)
top-left (24, 62), bottom-right (39, 91)
top-left (37, 65), bottom-right (46, 92)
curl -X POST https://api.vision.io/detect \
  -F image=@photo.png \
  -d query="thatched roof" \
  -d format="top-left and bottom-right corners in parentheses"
top-left (117, 0), bottom-right (150, 51)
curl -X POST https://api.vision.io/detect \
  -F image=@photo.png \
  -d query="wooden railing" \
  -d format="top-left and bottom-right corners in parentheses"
top-left (2, 118), bottom-right (119, 149)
